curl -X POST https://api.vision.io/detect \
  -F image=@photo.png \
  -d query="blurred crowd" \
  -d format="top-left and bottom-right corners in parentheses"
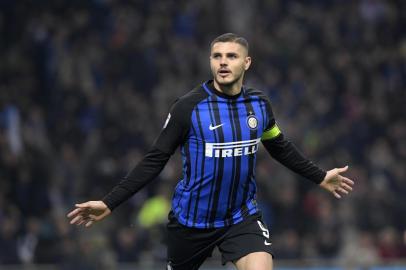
top-left (1, 0), bottom-right (405, 268)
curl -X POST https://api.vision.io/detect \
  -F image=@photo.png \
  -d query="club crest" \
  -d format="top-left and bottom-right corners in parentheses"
top-left (247, 115), bottom-right (258, 130)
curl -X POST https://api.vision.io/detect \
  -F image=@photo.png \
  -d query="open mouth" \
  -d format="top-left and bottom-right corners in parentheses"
top-left (218, 70), bottom-right (231, 77)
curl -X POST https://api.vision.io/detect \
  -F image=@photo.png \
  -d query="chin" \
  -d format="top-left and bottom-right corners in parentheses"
top-left (216, 76), bottom-right (237, 86)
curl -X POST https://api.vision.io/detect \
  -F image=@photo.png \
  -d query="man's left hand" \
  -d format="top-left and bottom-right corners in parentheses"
top-left (320, 165), bottom-right (354, 199)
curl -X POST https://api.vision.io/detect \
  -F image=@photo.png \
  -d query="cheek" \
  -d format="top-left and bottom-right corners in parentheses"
top-left (210, 61), bottom-right (218, 72)
top-left (232, 63), bottom-right (245, 75)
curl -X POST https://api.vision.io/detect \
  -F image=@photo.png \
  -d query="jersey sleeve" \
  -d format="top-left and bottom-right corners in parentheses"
top-left (153, 98), bottom-right (191, 154)
top-left (259, 97), bottom-right (326, 184)
top-left (102, 147), bottom-right (171, 211)
top-left (102, 97), bottom-right (197, 211)
top-left (260, 97), bottom-right (282, 141)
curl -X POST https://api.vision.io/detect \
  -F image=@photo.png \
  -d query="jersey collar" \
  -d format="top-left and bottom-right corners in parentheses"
top-left (202, 80), bottom-right (245, 100)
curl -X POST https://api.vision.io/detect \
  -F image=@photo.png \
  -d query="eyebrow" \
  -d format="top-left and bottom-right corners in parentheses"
top-left (211, 52), bottom-right (239, 57)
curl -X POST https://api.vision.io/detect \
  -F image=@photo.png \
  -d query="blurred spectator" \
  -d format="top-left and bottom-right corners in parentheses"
top-left (378, 226), bottom-right (404, 260)
top-left (339, 230), bottom-right (380, 267)
top-left (0, 215), bottom-right (20, 264)
top-left (276, 229), bottom-right (302, 260)
top-left (113, 227), bottom-right (143, 263)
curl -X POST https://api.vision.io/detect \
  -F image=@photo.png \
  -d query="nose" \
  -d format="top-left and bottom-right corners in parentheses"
top-left (220, 56), bottom-right (228, 66)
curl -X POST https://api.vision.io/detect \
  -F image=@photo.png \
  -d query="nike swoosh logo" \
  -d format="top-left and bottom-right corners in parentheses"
top-left (264, 240), bottom-right (272, 246)
top-left (209, 123), bottom-right (224, 130)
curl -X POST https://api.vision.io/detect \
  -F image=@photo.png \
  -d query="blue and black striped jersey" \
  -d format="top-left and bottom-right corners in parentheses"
top-left (154, 80), bottom-right (280, 228)
top-left (102, 80), bottom-right (326, 229)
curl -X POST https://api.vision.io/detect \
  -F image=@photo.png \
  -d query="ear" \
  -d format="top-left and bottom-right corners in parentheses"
top-left (244, 56), bottom-right (252, 71)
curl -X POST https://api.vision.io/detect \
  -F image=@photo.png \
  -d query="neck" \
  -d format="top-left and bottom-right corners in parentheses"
top-left (213, 78), bottom-right (243, 96)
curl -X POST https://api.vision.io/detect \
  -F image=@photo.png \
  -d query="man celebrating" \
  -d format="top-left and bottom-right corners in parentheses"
top-left (68, 33), bottom-right (354, 270)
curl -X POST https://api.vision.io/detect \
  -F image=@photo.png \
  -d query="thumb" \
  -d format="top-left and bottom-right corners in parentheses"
top-left (75, 202), bottom-right (90, 208)
top-left (337, 165), bottom-right (349, 173)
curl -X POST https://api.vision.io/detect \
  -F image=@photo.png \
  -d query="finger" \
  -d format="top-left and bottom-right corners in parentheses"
top-left (70, 215), bottom-right (84, 225)
top-left (341, 177), bottom-right (354, 185)
top-left (75, 202), bottom-right (90, 208)
top-left (77, 219), bottom-right (86, 226)
top-left (341, 182), bottom-right (353, 192)
top-left (338, 187), bottom-right (349, 195)
top-left (67, 208), bottom-right (85, 218)
top-left (333, 190), bottom-right (342, 199)
top-left (85, 220), bottom-right (94, 228)
top-left (337, 165), bottom-right (349, 174)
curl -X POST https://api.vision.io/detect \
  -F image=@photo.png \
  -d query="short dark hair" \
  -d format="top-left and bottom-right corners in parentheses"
top-left (210, 33), bottom-right (249, 53)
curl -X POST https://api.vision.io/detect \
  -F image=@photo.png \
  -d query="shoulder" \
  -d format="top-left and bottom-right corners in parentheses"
top-left (176, 84), bottom-right (209, 105)
top-left (245, 87), bottom-right (272, 104)
top-left (169, 84), bottom-right (209, 118)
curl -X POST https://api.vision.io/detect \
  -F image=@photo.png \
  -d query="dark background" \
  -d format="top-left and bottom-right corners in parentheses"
top-left (0, 0), bottom-right (405, 268)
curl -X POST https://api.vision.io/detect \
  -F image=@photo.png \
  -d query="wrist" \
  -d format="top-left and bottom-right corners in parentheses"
top-left (101, 199), bottom-right (113, 212)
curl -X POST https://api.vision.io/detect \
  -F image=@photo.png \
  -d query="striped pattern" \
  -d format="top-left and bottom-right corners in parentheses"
top-left (172, 82), bottom-right (274, 228)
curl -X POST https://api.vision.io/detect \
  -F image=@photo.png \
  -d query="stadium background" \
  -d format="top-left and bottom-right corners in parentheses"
top-left (0, 0), bottom-right (405, 269)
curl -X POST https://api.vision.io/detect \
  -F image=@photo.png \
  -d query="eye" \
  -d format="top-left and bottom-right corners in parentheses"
top-left (212, 53), bottom-right (221, 59)
top-left (228, 54), bottom-right (238, 59)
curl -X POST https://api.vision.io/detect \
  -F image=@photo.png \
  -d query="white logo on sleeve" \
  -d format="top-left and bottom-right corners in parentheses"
top-left (209, 123), bottom-right (224, 130)
top-left (163, 113), bottom-right (171, 129)
top-left (257, 220), bottom-right (272, 246)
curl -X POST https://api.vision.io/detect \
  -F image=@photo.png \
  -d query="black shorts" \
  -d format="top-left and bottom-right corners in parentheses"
top-left (166, 211), bottom-right (273, 270)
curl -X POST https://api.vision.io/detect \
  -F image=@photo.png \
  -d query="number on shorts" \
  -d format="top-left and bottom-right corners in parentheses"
top-left (257, 220), bottom-right (270, 238)
top-left (257, 220), bottom-right (272, 246)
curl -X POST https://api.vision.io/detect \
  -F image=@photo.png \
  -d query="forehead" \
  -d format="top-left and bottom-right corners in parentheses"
top-left (211, 42), bottom-right (247, 55)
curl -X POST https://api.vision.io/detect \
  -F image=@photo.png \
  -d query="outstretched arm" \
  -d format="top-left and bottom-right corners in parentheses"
top-left (261, 125), bottom-right (326, 184)
top-left (67, 97), bottom-right (192, 227)
top-left (67, 147), bottom-right (171, 227)
top-left (262, 125), bottom-right (354, 198)
top-left (101, 147), bottom-right (171, 210)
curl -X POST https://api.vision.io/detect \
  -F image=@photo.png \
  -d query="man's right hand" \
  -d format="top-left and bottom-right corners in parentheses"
top-left (67, 201), bottom-right (111, 228)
